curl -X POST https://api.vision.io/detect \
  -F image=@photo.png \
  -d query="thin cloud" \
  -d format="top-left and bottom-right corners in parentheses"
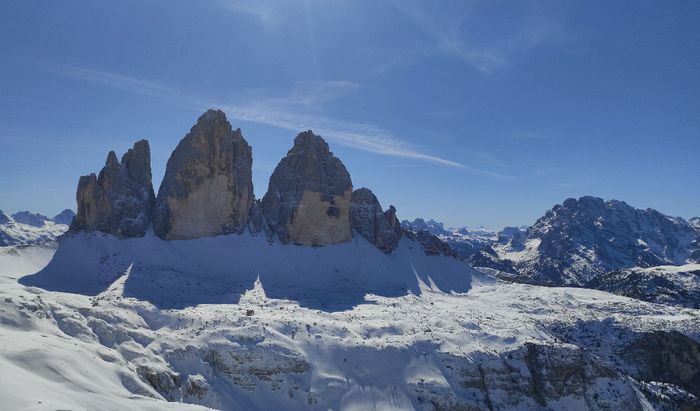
top-left (30, 61), bottom-right (515, 175)
top-left (389, 0), bottom-right (564, 74)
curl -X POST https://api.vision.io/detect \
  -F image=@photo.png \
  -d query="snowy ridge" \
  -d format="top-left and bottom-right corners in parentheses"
top-left (0, 210), bottom-right (72, 248)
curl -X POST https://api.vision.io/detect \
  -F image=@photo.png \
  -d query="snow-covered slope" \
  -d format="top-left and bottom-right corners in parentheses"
top-left (4, 237), bottom-right (700, 410)
top-left (0, 210), bottom-right (72, 248)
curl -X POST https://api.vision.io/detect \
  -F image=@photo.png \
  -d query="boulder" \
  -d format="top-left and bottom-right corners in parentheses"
top-left (71, 140), bottom-right (154, 237)
top-left (153, 110), bottom-right (254, 240)
top-left (261, 131), bottom-right (352, 246)
top-left (350, 188), bottom-right (401, 253)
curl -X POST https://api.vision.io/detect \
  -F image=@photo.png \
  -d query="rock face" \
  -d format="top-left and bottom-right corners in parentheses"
top-left (153, 110), bottom-right (254, 240)
top-left (0, 211), bottom-right (8, 225)
top-left (70, 140), bottom-right (154, 238)
top-left (261, 131), bottom-right (352, 246)
top-left (350, 188), bottom-right (401, 253)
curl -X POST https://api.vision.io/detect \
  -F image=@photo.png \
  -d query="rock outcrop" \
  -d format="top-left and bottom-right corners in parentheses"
top-left (152, 110), bottom-right (254, 240)
top-left (350, 188), bottom-right (401, 253)
top-left (261, 131), bottom-right (352, 246)
top-left (70, 140), bottom-right (154, 238)
top-left (0, 211), bottom-right (8, 225)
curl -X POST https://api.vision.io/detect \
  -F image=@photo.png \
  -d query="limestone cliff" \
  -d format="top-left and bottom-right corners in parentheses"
top-left (350, 188), bottom-right (401, 253)
top-left (261, 131), bottom-right (352, 246)
top-left (71, 140), bottom-right (154, 237)
top-left (153, 110), bottom-right (254, 240)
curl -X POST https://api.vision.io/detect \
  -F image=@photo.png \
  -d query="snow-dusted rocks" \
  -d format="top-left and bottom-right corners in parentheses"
top-left (350, 188), bottom-right (401, 253)
top-left (11, 211), bottom-right (50, 227)
top-left (0, 210), bottom-right (70, 247)
top-left (261, 131), bottom-right (352, 246)
top-left (71, 140), bottom-right (155, 238)
top-left (153, 110), bottom-right (254, 240)
top-left (490, 196), bottom-right (700, 286)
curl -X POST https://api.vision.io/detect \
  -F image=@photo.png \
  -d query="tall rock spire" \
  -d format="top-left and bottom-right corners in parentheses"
top-left (261, 131), bottom-right (353, 246)
top-left (152, 109), bottom-right (254, 240)
top-left (350, 188), bottom-right (402, 253)
top-left (71, 139), bottom-right (154, 237)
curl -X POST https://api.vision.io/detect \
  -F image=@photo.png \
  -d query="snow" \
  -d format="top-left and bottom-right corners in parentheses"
top-left (1, 236), bottom-right (699, 410)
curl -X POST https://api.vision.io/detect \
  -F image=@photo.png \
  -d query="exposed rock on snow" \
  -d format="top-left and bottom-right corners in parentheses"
top-left (587, 263), bottom-right (700, 308)
top-left (153, 110), bottom-right (254, 240)
top-left (5, 245), bottom-right (700, 410)
top-left (350, 188), bottom-right (401, 253)
top-left (403, 229), bottom-right (457, 258)
top-left (485, 196), bottom-right (700, 286)
top-left (11, 211), bottom-right (50, 227)
top-left (71, 140), bottom-right (155, 238)
top-left (0, 211), bottom-right (71, 247)
top-left (261, 131), bottom-right (352, 246)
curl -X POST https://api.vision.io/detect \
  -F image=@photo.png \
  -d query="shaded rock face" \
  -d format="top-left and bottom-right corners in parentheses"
top-left (71, 140), bottom-right (154, 238)
top-left (623, 331), bottom-right (700, 399)
top-left (404, 229), bottom-right (457, 258)
top-left (153, 110), bottom-right (254, 240)
top-left (11, 211), bottom-right (50, 227)
top-left (261, 131), bottom-right (352, 246)
top-left (52, 209), bottom-right (76, 226)
top-left (0, 211), bottom-right (8, 225)
top-left (350, 188), bottom-right (401, 253)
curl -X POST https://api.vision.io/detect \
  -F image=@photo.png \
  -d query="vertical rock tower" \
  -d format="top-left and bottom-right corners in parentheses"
top-left (350, 188), bottom-right (402, 253)
top-left (261, 131), bottom-right (353, 246)
top-left (71, 140), bottom-right (154, 237)
top-left (153, 110), bottom-right (254, 240)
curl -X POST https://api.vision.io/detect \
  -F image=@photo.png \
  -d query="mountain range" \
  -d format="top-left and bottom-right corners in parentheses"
top-left (1, 110), bottom-right (699, 410)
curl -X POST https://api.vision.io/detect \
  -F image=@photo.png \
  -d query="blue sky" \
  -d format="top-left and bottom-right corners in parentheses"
top-left (1, 0), bottom-right (698, 227)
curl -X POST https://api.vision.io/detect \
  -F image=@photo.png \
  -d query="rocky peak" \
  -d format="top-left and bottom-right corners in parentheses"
top-left (153, 109), bottom-right (254, 240)
top-left (350, 188), bottom-right (401, 253)
top-left (261, 130), bottom-right (352, 246)
top-left (71, 140), bottom-right (155, 238)
top-left (11, 211), bottom-right (50, 227)
top-left (499, 196), bottom-right (699, 285)
top-left (53, 209), bottom-right (76, 226)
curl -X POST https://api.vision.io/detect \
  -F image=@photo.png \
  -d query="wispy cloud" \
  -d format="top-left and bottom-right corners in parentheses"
top-left (218, 0), bottom-right (282, 30)
top-left (389, 0), bottom-right (564, 74)
top-left (30, 60), bottom-right (207, 111)
top-left (29, 61), bottom-right (517, 176)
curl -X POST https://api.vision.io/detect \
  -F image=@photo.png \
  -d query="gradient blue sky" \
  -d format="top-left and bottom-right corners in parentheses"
top-left (1, 0), bottom-right (698, 227)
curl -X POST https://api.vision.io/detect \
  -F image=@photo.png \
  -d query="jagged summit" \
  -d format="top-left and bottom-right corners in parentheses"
top-left (261, 130), bottom-right (353, 246)
top-left (480, 196), bottom-right (700, 286)
top-left (64, 110), bottom-right (408, 254)
top-left (11, 211), bottom-right (50, 227)
top-left (71, 140), bottom-right (154, 238)
top-left (350, 188), bottom-right (401, 253)
top-left (152, 110), bottom-right (254, 240)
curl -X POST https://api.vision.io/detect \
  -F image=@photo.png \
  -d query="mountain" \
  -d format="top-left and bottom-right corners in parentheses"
top-left (6, 110), bottom-right (700, 410)
top-left (0, 210), bottom-right (72, 248)
top-left (401, 218), bottom-right (525, 258)
top-left (11, 211), bottom-right (51, 227)
top-left (467, 196), bottom-right (700, 307)
top-left (53, 209), bottom-right (76, 225)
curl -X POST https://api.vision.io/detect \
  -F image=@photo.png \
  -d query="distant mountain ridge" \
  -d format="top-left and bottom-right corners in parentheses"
top-left (464, 196), bottom-right (699, 307)
top-left (0, 209), bottom-right (74, 247)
